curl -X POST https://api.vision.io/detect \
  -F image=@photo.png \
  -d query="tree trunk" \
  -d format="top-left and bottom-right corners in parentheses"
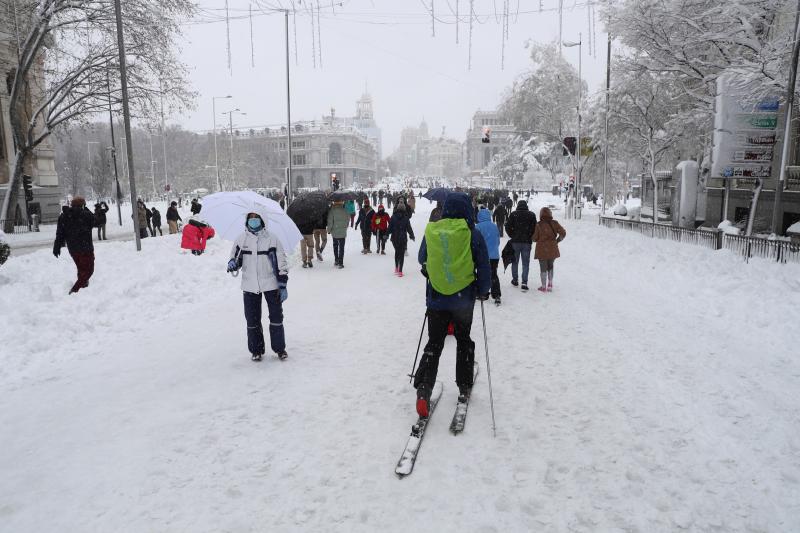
top-left (745, 178), bottom-right (763, 236)
top-left (1, 152), bottom-right (27, 233)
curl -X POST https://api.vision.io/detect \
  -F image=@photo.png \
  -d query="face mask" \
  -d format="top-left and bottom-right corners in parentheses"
top-left (247, 218), bottom-right (262, 231)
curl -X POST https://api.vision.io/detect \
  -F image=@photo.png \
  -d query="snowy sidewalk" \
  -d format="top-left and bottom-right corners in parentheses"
top-left (1, 197), bottom-right (798, 532)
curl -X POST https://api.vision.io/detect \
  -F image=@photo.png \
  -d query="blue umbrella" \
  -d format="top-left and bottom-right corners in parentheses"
top-left (423, 188), bottom-right (450, 202)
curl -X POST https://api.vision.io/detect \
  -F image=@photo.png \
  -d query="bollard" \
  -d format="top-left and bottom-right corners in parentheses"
top-left (31, 213), bottom-right (40, 232)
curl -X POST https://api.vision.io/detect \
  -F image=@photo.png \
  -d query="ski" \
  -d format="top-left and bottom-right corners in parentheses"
top-left (395, 381), bottom-right (444, 478)
top-left (449, 362), bottom-right (479, 435)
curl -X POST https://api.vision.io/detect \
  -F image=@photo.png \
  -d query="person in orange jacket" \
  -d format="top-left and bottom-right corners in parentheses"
top-left (370, 204), bottom-right (390, 255)
top-left (181, 217), bottom-right (215, 255)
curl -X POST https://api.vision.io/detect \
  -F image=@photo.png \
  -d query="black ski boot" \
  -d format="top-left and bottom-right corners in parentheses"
top-left (251, 353), bottom-right (263, 362)
top-left (457, 384), bottom-right (472, 404)
top-left (277, 351), bottom-right (288, 361)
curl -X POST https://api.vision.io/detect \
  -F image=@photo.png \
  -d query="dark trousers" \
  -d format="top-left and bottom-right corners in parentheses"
top-left (376, 230), bottom-right (387, 252)
top-left (243, 290), bottom-right (285, 355)
top-left (393, 240), bottom-right (406, 271)
top-left (153, 224), bottom-right (162, 236)
top-left (361, 232), bottom-right (372, 251)
top-left (496, 221), bottom-right (504, 237)
top-left (96, 224), bottom-right (106, 240)
top-left (332, 237), bottom-right (345, 265)
top-left (489, 259), bottom-right (501, 298)
top-left (414, 306), bottom-right (476, 390)
top-left (139, 227), bottom-right (148, 239)
top-left (69, 251), bottom-right (95, 293)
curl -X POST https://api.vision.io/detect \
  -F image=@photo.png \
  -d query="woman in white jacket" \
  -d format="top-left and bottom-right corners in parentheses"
top-left (227, 213), bottom-right (289, 362)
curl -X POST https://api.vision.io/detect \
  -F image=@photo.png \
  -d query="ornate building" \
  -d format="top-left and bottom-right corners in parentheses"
top-left (1, 8), bottom-right (60, 224)
top-left (464, 110), bottom-right (516, 174)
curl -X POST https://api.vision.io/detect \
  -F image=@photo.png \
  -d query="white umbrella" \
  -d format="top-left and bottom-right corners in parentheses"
top-left (200, 191), bottom-right (302, 250)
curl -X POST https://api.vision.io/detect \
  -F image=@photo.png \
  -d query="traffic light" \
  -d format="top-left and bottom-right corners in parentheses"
top-left (22, 174), bottom-right (33, 202)
top-left (563, 137), bottom-right (576, 156)
top-left (481, 126), bottom-right (491, 143)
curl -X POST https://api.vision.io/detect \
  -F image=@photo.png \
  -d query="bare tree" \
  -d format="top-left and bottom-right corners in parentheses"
top-left (2, 0), bottom-right (195, 231)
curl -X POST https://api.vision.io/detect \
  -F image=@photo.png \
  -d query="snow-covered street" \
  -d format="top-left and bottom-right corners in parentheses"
top-left (1, 197), bottom-right (799, 532)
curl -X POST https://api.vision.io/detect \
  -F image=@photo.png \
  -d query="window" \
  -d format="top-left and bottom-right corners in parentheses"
top-left (292, 141), bottom-right (305, 149)
top-left (292, 154), bottom-right (306, 166)
top-left (329, 142), bottom-right (342, 165)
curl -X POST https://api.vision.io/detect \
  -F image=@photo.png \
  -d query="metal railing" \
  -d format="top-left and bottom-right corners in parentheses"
top-left (0, 219), bottom-right (33, 234)
top-left (722, 234), bottom-right (800, 264)
top-left (599, 216), bottom-right (800, 264)
top-left (598, 216), bottom-right (721, 250)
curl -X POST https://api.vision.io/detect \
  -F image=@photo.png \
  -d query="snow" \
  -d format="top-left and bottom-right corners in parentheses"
top-left (1, 195), bottom-right (799, 531)
top-left (718, 219), bottom-right (742, 235)
top-left (788, 221), bottom-right (800, 234)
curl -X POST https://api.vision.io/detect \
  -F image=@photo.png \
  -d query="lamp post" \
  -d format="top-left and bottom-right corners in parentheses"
top-left (222, 109), bottom-right (246, 190)
top-left (562, 34), bottom-right (582, 219)
top-left (148, 132), bottom-right (158, 196)
top-left (212, 95), bottom-right (232, 191)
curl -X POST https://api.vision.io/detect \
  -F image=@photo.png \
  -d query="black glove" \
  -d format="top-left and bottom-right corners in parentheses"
top-left (53, 246), bottom-right (60, 258)
top-left (477, 293), bottom-right (490, 301)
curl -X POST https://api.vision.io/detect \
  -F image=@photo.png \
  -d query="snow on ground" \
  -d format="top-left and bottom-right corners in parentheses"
top-left (1, 195), bottom-right (799, 532)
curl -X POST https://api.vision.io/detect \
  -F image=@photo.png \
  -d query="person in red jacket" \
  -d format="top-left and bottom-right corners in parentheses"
top-left (371, 204), bottom-right (390, 255)
top-left (181, 218), bottom-right (215, 255)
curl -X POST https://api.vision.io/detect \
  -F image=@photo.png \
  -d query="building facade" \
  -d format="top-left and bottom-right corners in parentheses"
top-left (392, 120), bottom-right (429, 173)
top-left (464, 110), bottom-right (516, 174)
top-left (0, 8), bottom-right (61, 224)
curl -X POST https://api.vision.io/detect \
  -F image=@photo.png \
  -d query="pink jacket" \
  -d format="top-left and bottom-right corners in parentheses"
top-left (181, 220), bottom-right (215, 251)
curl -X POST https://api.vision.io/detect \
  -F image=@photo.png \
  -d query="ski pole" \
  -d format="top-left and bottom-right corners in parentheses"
top-left (480, 299), bottom-right (497, 437)
top-left (408, 311), bottom-right (428, 383)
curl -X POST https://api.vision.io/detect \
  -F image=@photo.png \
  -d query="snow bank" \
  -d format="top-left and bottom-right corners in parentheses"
top-left (718, 219), bottom-right (742, 235)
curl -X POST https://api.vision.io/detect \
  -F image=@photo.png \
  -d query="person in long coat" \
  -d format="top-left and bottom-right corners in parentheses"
top-left (387, 203), bottom-right (415, 276)
top-left (532, 207), bottom-right (566, 292)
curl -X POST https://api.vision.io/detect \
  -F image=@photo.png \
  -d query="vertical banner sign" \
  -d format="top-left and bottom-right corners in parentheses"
top-left (712, 75), bottom-right (779, 188)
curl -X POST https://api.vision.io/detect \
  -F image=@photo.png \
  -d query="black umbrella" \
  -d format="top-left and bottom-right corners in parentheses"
top-left (287, 191), bottom-right (329, 230)
top-left (501, 240), bottom-right (515, 272)
top-left (328, 190), bottom-right (358, 201)
top-left (423, 188), bottom-right (450, 202)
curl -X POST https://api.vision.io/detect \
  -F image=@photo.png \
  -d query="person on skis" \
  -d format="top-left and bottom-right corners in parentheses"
top-left (414, 192), bottom-right (491, 417)
top-left (387, 202), bottom-right (415, 276)
top-left (227, 212), bottom-right (289, 362)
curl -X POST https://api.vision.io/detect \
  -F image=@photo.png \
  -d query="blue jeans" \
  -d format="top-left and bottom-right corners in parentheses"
top-left (511, 243), bottom-right (531, 284)
top-left (243, 290), bottom-right (285, 355)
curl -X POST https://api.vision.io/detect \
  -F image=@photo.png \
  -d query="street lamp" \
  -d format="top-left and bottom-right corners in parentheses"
top-left (563, 34), bottom-right (582, 219)
top-left (212, 95), bottom-right (232, 191)
top-left (148, 132), bottom-right (159, 196)
top-left (222, 108), bottom-right (246, 190)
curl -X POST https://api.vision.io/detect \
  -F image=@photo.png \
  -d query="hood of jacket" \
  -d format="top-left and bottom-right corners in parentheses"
top-left (539, 207), bottom-right (553, 221)
top-left (476, 208), bottom-right (492, 224)
top-left (442, 192), bottom-right (475, 228)
top-left (516, 200), bottom-right (529, 211)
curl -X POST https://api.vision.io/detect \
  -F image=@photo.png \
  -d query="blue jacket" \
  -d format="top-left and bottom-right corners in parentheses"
top-left (418, 192), bottom-right (491, 310)
top-left (476, 208), bottom-right (500, 260)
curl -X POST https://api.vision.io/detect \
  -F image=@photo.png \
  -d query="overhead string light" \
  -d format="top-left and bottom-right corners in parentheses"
top-left (587, 0), bottom-right (592, 56)
top-left (468, 0), bottom-right (474, 69)
top-left (250, 2), bottom-right (255, 67)
top-left (455, 0), bottom-right (459, 44)
top-left (310, 1), bottom-right (317, 68)
top-left (225, 0), bottom-right (232, 74)
top-left (317, 0), bottom-right (323, 68)
top-left (431, 0), bottom-right (436, 37)
top-left (293, 4), bottom-right (298, 65)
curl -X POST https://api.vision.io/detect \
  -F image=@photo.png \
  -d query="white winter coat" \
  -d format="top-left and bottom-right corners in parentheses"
top-left (230, 227), bottom-right (289, 294)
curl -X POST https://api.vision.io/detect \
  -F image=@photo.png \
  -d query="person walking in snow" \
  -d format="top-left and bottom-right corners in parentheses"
top-left (150, 206), bottom-right (163, 236)
top-left (345, 199), bottom-right (357, 228)
top-left (387, 203), bottom-right (415, 276)
top-left (93, 201), bottom-right (109, 240)
top-left (371, 204), bottom-right (390, 255)
top-left (414, 192), bottom-right (491, 417)
top-left (355, 198), bottom-right (376, 254)
top-left (429, 201), bottom-right (443, 223)
top-left (406, 192), bottom-right (416, 218)
top-left (53, 197), bottom-right (97, 294)
top-left (294, 216), bottom-right (317, 269)
top-left (226, 212), bottom-right (289, 362)
top-left (504, 200), bottom-right (537, 292)
top-left (327, 200), bottom-right (349, 268)
top-left (492, 202), bottom-right (508, 238)
top-left (313, 205), bottom-right (329, 262)
top-left (136, 199), bottom-right (149, 239)
top-left (190, 198), bottom-right (201, 216)
top-left (532, 207), bottom-right (566, 292)
top-left (166, 201), bottom-right (182, 234)
top-left (476, 207), bottom-right (502, 305)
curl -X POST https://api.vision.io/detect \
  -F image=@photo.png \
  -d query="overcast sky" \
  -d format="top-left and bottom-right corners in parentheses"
top-left (179, 0), bottom-right (608, 154)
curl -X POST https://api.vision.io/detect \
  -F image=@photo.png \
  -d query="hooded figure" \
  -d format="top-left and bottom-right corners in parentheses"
top-left (504, 199), bottom-right (537, 290)
top-left (227, 212), bottom-right (289, 361)
top-left (413, 192), bottom-right (491, 417)
top-left (54, 196), bottom-right (97, 294)
top-left (476, 208), bottom-right (502, 303)
top-left (532, 206), bottom-right (566, 292)
top-left (387, 203), bottom-right (415, 275)
top-left (354, 199), bottom-right (376, 253)
top-left (181, 217), bottom-right (215, 255)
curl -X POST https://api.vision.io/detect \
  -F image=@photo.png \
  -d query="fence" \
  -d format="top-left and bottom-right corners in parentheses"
top-left (599, 216), bottom-right (800, 264)
top-left (0, 219), bottom-right (33, 235)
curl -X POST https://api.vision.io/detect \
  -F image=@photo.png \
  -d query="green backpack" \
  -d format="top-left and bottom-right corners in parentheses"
top-left (424, 218), bottom-right (475, 295)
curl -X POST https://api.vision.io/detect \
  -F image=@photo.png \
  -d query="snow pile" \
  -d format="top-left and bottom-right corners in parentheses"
top-left (1, 197), bottom-right (799, 532)
top-left (718, 219), bottom-right (742, 235)
top-left (787, 220), bottom-right (800, 234)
